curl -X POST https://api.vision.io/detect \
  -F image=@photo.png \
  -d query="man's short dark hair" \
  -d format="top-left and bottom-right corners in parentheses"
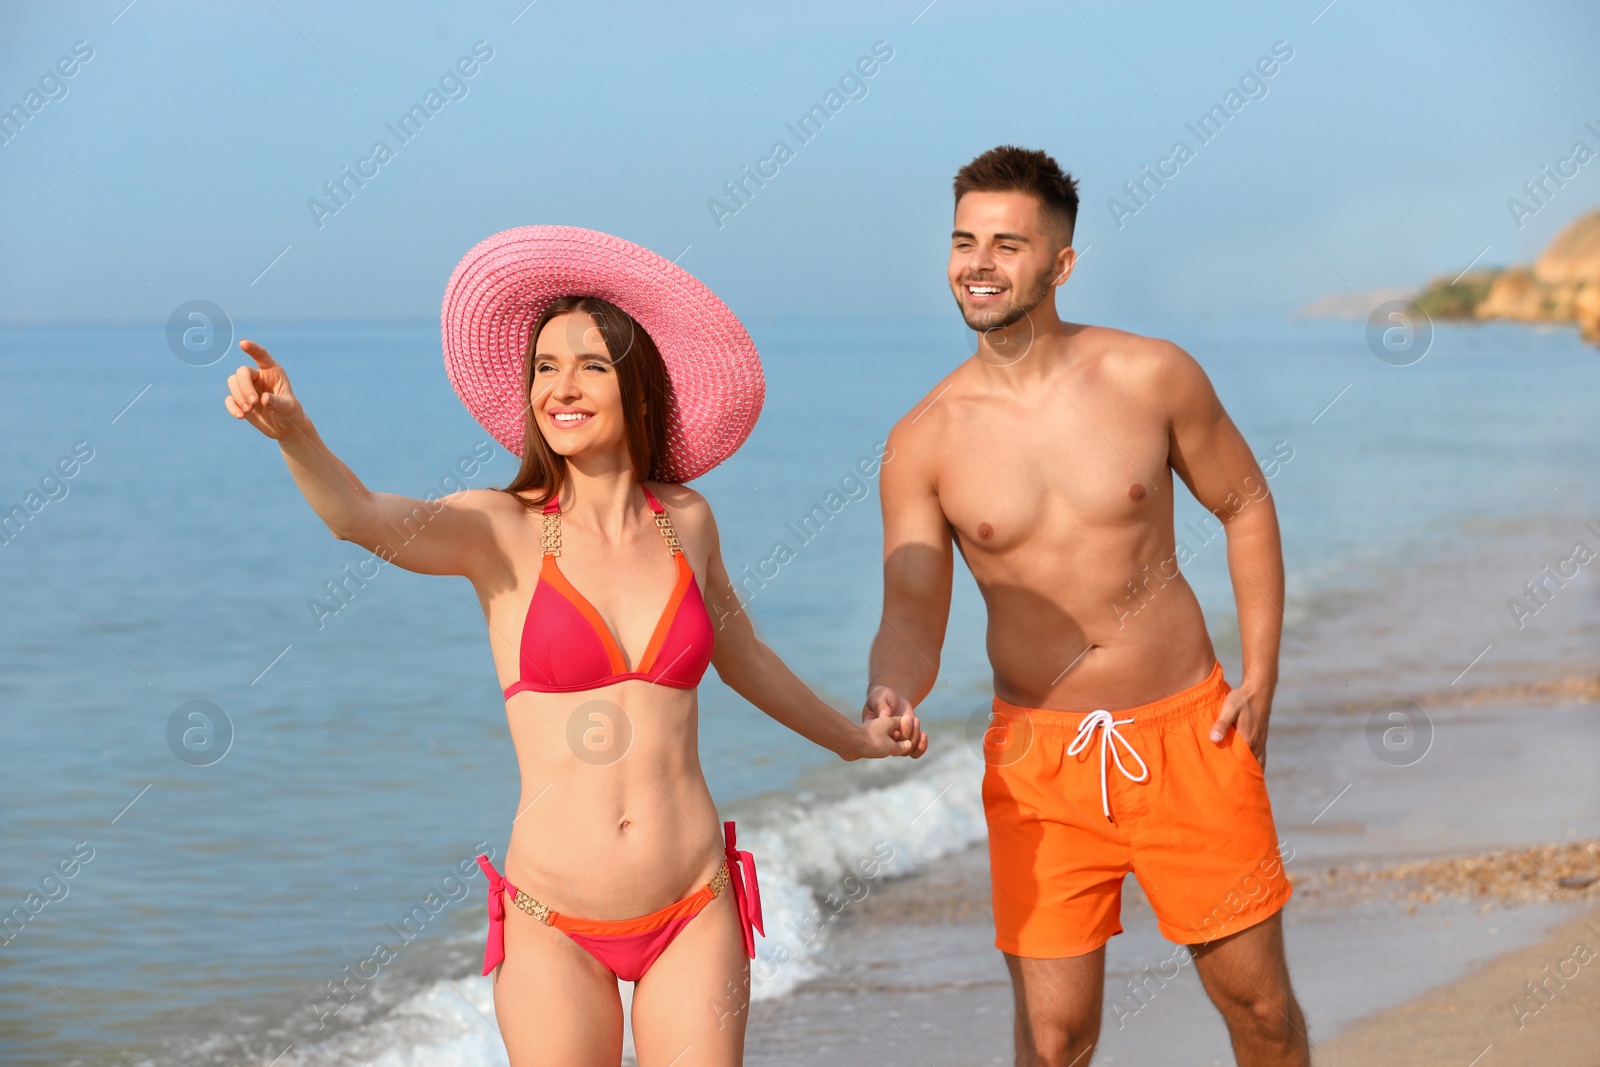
top-left (953, 146), bottom-right (1080, 244)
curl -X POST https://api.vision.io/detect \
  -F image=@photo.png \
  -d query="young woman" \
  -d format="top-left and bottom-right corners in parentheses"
top-left (224, 226), bottom-right (924, 1066)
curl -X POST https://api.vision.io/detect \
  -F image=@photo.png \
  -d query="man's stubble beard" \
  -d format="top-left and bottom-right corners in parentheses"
top-left (956, 263), bottom-right (1056, 332)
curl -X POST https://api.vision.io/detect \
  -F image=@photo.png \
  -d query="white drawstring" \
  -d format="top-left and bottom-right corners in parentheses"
top-left (1065, 709), bottom-right (1149, 821)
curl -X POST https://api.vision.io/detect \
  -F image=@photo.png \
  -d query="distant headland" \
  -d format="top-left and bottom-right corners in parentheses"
top-left (1413, 210), bottom-right (1600, 346)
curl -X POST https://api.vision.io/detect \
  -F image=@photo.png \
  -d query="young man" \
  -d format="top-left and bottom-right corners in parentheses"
top-left (864, 146), bottom-right (1309, 1066)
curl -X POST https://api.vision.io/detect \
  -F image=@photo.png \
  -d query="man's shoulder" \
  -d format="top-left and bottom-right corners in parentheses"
top-left (887, 358), bottom-right (982, 445)
top-left (1076, 324), bottom-right (1194, 379)
top-left (1080, 328), bottom-right (1222, 431)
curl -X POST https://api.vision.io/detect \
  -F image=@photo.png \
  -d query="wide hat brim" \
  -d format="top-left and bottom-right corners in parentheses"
top-left (441, 225), bottom-right (764, 482)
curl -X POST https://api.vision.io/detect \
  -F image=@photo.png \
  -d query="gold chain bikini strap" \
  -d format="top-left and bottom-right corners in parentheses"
top-left (511, 889), bottom-right (555, 924)
top-left (541, 507), bottom-right (562, 557)
top-left (542, 491), bottom-right (677, 558)
top-left (654, 507), bottom-right (682, 556)
top-left (510, 860), bottom-right (729, 925)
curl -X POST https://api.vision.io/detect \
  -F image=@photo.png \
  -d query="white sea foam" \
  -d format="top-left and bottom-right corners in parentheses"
top-left (267, 975), bottom-right (505, 1067)
top-left (278, 743), bottom-right (988, 1065)
top-left (740, 743), bottom-right (988, 1000)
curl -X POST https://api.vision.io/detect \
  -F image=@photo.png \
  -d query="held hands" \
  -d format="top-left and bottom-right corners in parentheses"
top-left (858, 684), bottom-right (929, 760)
top-left (1208, 682), bottom-right (1270, 770)
top-left (223, 340), bottom-right (304, 439)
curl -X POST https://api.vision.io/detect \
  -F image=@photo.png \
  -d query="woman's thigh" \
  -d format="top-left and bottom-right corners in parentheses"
top-left (493, 911), bottom-right (624, 1067)
top-left (630, 890), bottom-right (751, 1067)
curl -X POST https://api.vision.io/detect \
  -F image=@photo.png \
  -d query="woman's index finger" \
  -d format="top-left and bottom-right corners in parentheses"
top-left (239, 338), bottom-right (279, 369)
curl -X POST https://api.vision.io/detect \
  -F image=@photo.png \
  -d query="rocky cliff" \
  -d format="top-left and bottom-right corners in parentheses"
top-left (1415, 210), bottom-right (1600, 345)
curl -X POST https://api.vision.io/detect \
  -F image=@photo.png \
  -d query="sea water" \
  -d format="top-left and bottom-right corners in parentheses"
top-left (1, 314), bottom-right (1596, 1065)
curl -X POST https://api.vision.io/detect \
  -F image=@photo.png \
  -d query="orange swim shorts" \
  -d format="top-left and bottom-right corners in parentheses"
top-left (981, 660), bottom-right (1292, 958)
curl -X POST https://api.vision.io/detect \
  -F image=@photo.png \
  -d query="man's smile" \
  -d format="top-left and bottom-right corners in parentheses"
top-left (964, 282), bottom-right (1007, 301)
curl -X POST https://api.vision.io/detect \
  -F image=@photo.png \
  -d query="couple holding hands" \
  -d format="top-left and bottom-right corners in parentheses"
top-left (227, 147), bottom-right (1307, 1066)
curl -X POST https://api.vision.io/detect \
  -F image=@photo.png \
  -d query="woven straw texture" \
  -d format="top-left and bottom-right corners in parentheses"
top-left (441, 225), bottom-right (764, 483)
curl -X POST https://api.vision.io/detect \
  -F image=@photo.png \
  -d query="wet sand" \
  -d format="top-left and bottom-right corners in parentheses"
top-left (1319, 905), bottom-right (1600, 1066)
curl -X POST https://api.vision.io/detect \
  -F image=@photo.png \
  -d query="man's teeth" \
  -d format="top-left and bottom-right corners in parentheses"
top-left (969, 286), bottom-right (1002, 295)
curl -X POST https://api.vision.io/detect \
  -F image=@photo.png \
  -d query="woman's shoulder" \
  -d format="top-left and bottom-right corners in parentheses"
top-left (647, 481), bottom-right (715, 534)
top-left (440, 487), bottom-right (545, 531)
top-left (453, 486), bottom-right (533, 514)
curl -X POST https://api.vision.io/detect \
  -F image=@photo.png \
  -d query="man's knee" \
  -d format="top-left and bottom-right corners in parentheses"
top-left (1020, 1031), bottom-right (1098, 1067)
top-left (1018, 1013), bottom-right (1100, 1067)
top-left (1006, 950), bottom-right (1107, 1066)
top-left (1221, 985), bottom-right (1301, 1047)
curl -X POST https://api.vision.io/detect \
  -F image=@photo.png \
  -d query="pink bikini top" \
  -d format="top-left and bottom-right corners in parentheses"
top-left (503, 485), bottom-right (714, 697)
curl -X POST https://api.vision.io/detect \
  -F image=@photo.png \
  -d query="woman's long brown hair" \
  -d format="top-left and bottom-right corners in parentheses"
top-left (499, 295), bottom-right (671, 509)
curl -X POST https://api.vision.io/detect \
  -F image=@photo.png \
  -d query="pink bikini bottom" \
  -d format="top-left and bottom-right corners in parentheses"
top-left (476, 820), bottom-right (763, 982)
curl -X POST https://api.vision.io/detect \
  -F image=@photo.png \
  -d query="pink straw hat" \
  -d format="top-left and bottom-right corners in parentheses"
top-left (441, 225), bottom-right (764, 483)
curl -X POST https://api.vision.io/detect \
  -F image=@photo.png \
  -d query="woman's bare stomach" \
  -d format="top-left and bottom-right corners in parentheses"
top-left (498, 684), bottom-right (725, 920)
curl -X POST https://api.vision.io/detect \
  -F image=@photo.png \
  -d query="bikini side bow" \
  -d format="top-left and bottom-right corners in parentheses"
top-left (723, 821), bottom-right (765, 959)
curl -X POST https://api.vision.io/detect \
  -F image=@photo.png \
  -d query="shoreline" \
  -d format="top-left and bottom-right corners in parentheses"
top-left (1294, 839), bottom-right (1600, 908)
top-left (1319, 905), bottom-right (1600, 1064)
top-left (743, 833), bottom-right (1600, 1066)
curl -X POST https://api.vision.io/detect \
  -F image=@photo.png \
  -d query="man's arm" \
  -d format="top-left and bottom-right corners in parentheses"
top-left (1162, 344), bottom-right (1285, 766)
top-left (865, 420), bottom-right (954, 731)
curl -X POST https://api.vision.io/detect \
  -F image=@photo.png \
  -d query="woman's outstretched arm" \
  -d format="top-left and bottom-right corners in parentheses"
top-left (224, 338), bottom-right (499, 579)
top-left (679, 493), bottom-right (925, 761)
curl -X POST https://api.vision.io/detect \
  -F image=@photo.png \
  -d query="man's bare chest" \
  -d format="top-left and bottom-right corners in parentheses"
top-left (934, 400), bottom-right (1172, 554)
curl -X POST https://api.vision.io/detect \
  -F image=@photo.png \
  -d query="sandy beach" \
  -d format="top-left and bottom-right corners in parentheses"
top-left (1320, 906), bottom-right (1600, 1065)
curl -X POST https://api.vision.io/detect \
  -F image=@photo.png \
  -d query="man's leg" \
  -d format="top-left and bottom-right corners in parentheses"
top-left (1004, 948), bottom-right (1105, 1067)
top-left (1189, 912), bottom-right (1309, 1067)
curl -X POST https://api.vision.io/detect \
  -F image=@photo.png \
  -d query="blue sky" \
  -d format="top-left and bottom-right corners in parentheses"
top-left (2, 0), bottom-right (1598, 324)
